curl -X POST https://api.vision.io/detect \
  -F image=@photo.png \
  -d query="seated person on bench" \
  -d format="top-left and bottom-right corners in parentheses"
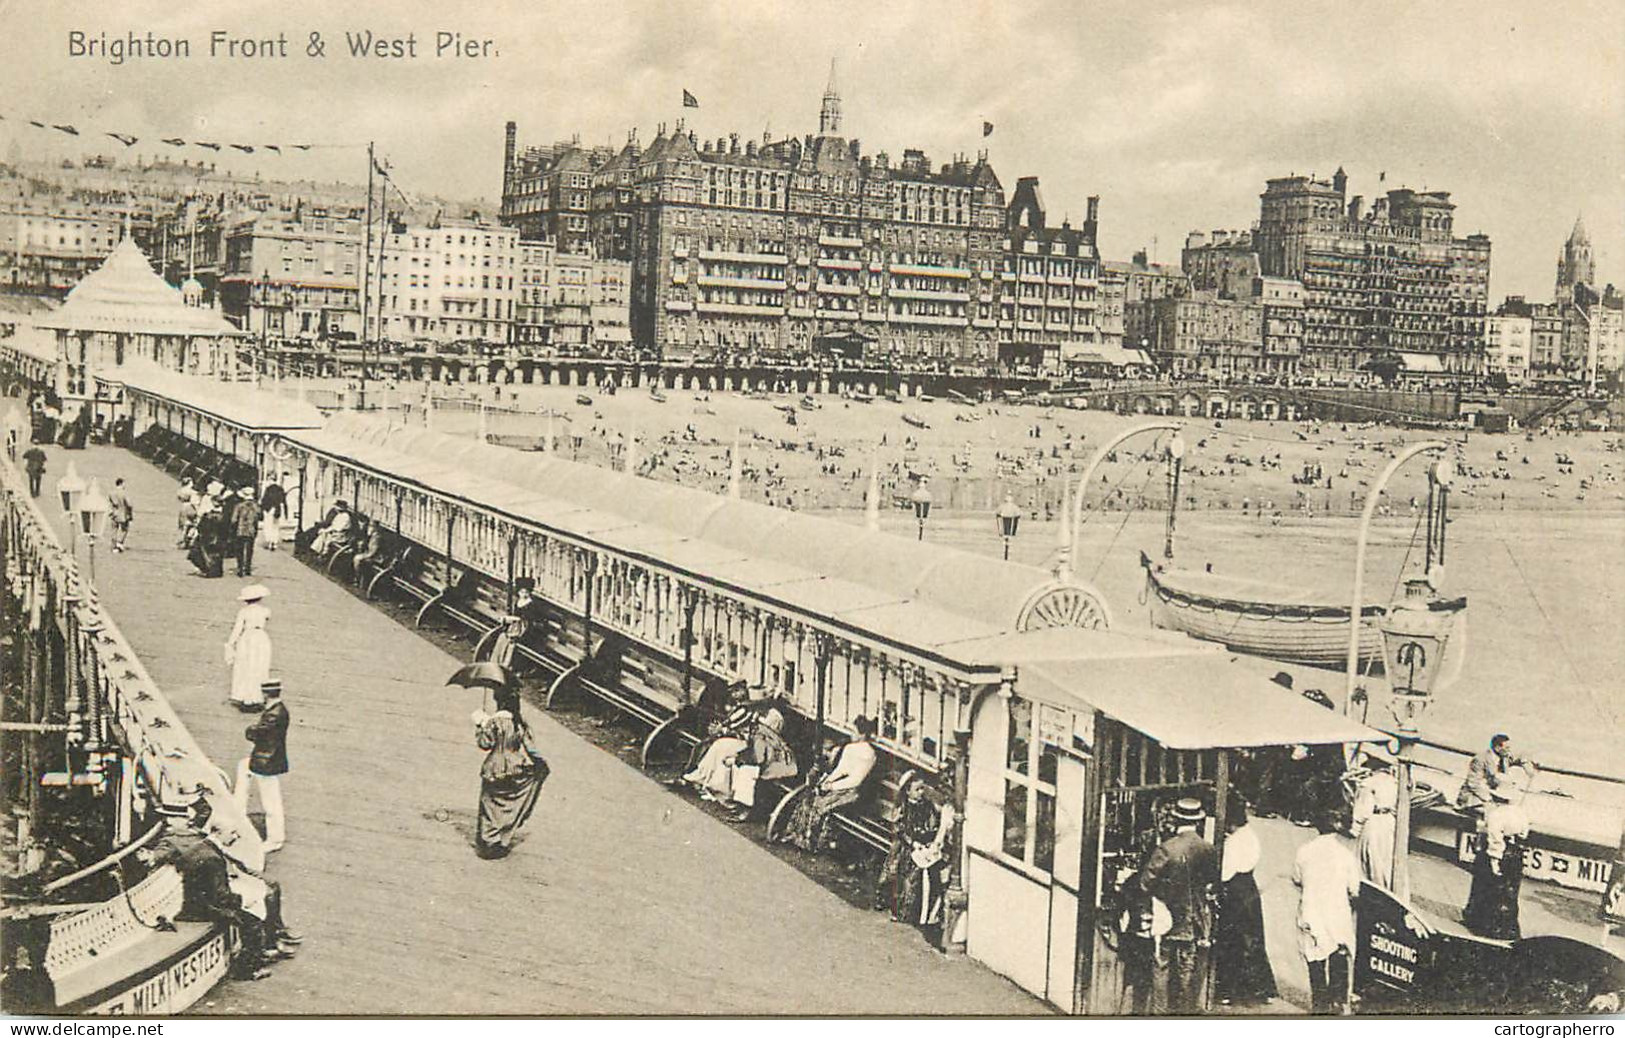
top-left (351, 519), bottom-right (387, 581)
top-left (309, 500), bottom-right (354, 556)
top-left (782, 715), bottom-right (878, 853)
top-left (678, 691), bottom-right (791, 818)
top-left (134, 794), bottom-right (303, 981)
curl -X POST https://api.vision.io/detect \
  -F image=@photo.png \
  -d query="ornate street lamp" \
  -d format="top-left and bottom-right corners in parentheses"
top-left (57, 461), bottom-right (86, 515)
top-left (79, 478), bottom-right (111, 585)
top-left (4, 408), bottom-right (25, 460)
top-left (995, 494), bottom-right (1022, 560)
top-left (56, 462), bottom-right (86, 557)
top-left (910, 480), bottom-right (933, 541)
top-left (1377, 561), bottom-right (1457, 904)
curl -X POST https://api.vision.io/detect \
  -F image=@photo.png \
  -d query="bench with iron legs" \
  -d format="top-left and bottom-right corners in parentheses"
top-left (766, 763), bottom-right (922, 857)
top-left (293, 528), bottom-right (928, 871)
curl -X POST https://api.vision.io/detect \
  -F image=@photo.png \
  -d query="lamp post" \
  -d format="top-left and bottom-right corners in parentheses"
top-left (57, 462), bottom-right (86, 557)
top-left (5, 408), bottom-right (25, 460)
top-left (910, 480), bottom-right (933, 541)
top-left (995, 493), bottom-right (1022, 561)
top-left (78, 478), bottom-right (111, 585)
top-left (1060, 419), bottom-right (1181, 580)
top-left (1344, 441), bottom-right (1449, 714)
top-left (1377, 561), bottom-right (1456, 904)
top-left (1163, 431), bottom-right (1186, 561)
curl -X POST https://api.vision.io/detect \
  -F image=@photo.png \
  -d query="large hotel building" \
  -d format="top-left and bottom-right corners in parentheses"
top-left (500, 74), bottom-right (1111, 369)
top-left (1251, 168), bottom-right (1491, 374)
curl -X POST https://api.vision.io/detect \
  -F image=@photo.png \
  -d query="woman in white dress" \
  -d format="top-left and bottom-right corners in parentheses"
top-left (225, 584), bottom-right (273, 710)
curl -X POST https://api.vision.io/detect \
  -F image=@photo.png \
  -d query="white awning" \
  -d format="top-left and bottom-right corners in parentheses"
top-left (1020, 654), bottom-right (1385, 749)
top-left (1399, 352), bottom-right (1445, 373)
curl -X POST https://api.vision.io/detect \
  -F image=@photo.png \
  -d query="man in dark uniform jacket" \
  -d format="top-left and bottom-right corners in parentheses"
top-left (237, 680), bottom-right (290, 851)
top-left (1139, 797), bottom-right (1219, 1014)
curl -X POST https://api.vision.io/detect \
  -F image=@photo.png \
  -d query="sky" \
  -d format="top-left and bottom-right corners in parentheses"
top-left (1, 0), bottom-right (1621, 302)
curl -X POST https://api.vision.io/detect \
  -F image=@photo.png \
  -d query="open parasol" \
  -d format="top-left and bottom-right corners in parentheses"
top-left (446, 661), bottom-right (514, 692)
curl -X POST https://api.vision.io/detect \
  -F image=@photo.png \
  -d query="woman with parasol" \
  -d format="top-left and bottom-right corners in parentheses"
top-left (452, 662), bottom-right (549, 859)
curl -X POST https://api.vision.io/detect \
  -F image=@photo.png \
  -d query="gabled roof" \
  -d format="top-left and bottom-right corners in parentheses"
top-left (32, 237), bottom-right (244, 338)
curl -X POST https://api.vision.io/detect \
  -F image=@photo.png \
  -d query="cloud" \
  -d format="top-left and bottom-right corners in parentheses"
top-left (1, 0), bottom-right (1620, 299)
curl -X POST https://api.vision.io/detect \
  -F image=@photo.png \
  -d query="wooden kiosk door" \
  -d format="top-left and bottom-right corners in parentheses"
top-left (1044, 748), bottom-right (1089, 1006)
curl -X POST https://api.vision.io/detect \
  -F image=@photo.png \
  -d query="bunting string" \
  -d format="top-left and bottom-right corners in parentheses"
top-left (0, 111), bottom-right (363, 153)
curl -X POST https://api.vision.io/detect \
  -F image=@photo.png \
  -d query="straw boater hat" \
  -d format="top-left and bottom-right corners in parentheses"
top-left (1170, 797), bottom-right (1206, 824)
top-left (260, 679), bottom-right (282, 699)
top-left (239, 487), bottom-right (255, 499)
top-left (207, 481), bottom-right (225, 497)
top-left (239, 583), bottom-right (270, 603)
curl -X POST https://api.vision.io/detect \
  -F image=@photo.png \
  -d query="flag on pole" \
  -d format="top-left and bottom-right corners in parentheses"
top-left (161, 137), bottom-right (186, 146)
top-left (106, 132), bottom-right (139, 147)
top-left (52, 124), bottom-right (79, 136)
top-left (682, 89), bottom-right (699, 108)
top-left (1379, 171), bottom-right (1386, 183)
top-left (983, 121), bottom-right (994, 138)
top-left (230, 143), bottom-right (255, 153)
top-left (28, 120), bottom-right (46, 129)
top-left (290, 144), bottom-right (311, 151)
top-left (263, 144), bottom-right (281, 154)
top-left (195, 141), bottom-right (221, 151)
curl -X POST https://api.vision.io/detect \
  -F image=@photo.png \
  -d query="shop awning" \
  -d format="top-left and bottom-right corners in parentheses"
top-left (1399, 352), bottom-right (1446, 373)
top-left (1020, 654), bottom-right (1385, 749)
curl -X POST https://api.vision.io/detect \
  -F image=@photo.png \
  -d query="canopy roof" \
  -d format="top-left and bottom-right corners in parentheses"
top-left (291, 413), bottom-right (1112, 670)
top-left (103, 363), bottom-right (325, 431)
top-left (32, 237), bottom-right (245, 338)
top-left (1021, 654), bottom-right (1384, 749)
top-left (1068, 344), bottom-right (1152, 367)
top-left (1398, 352), bottom-right (1446, 373)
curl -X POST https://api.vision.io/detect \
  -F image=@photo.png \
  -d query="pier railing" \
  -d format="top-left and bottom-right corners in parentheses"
top-left (0, 442), bottom-right (261, 873)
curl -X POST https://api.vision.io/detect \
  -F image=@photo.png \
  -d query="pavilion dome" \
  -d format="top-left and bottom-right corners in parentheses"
top-left (34, 236), bottom-right (243, 338)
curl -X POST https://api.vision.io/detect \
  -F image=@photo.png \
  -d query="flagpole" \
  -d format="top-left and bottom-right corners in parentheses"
top-left (361, 140), bottom-right (374, 409)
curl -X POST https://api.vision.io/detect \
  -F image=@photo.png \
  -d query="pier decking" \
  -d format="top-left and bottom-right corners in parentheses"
top-left (38, 440), bottom-right (1041, 1015)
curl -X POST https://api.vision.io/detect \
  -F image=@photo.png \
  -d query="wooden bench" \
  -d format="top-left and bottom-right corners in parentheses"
top-left (766, 755), bottom-right (927, 858)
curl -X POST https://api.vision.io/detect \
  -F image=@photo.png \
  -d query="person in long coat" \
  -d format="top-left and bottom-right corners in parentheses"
top-left (472, 685), bottom-right (548, 859)
top-left (1213, 795), bottom-right (1278, 1006)
top-left (1292, 810), bottom-right (1361, 1015)
top-left (1139, 798), bottom-right (1218, 1015)
top-left (189, 499), bottom-right (226, 577)
top-left (1350, 757), bottom-right (1398, 890)
top-left (259, 476), bottom-right (287, 551)
top-left (225, 585), bottom-right (273, 710)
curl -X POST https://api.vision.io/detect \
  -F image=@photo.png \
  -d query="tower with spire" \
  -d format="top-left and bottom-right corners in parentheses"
top-left (1556, 214), bottom-right (1594, 302)
top-left (819, 59), bottom-right (842, 137)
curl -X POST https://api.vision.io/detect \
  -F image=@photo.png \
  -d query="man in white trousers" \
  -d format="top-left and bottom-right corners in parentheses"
top-left (236, 679), bottom-right (290, 852)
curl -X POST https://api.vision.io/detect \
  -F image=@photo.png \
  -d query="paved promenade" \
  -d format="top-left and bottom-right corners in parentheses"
top-left (35, 440), bottom-right (1042, 1015)
top-left (25, 434), bottom-right (1616, 1015)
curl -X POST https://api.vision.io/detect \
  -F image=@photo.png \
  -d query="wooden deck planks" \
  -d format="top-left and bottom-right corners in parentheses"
top-left (38, 442), bottom-right (1043, 1017)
